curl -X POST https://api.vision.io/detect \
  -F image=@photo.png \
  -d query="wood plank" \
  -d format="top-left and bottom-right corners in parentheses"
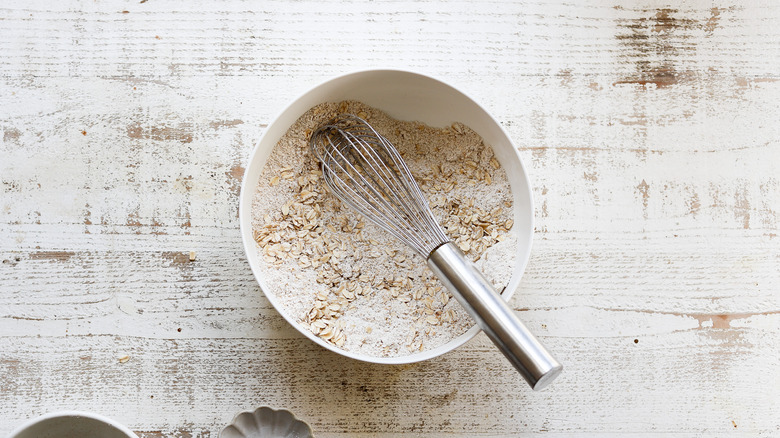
top-left (0, 328), bottom-right (777, 435)
top-left (1, 1), bottom-right (778, 79)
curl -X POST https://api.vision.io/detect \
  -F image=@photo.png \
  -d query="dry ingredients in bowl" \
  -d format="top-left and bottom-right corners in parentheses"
top-left (251, 101), bottom-right (518, 358)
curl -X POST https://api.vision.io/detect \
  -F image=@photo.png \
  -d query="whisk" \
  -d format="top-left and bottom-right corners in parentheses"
top-left (309, 114), bottom-right (562, 390)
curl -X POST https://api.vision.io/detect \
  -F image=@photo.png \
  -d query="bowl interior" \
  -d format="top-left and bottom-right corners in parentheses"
top-left (240, 69), bottom-right (534, 364)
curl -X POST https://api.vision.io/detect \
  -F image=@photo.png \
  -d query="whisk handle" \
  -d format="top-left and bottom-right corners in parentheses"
top-left (427, 242), bottom-right (562, 390)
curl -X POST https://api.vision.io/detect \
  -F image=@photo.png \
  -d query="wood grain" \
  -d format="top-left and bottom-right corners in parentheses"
top-left (1, 0), bottom-right (779, 436)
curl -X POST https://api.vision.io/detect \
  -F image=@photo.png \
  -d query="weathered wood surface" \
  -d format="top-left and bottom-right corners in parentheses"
top-left (1, 1), bottom-right (779, 436)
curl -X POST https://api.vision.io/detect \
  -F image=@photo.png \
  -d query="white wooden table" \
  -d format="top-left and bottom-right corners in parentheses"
top-left (2, 1), bottom-right (779, 436)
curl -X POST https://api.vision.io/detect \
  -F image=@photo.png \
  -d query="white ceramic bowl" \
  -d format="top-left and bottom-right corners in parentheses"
top-left (8, 411), bottom-right (138, 438)
top-left (239, 69), bottom-right (534, 364)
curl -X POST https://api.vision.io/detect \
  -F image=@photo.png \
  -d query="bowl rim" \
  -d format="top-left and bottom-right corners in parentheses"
top-left (239, 68), bottom-right (535, 364)
top-left (8, 410), bottom-right (138, 438)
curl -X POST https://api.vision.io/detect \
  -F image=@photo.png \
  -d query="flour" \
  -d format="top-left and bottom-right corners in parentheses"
top-left (251, 101), bottom-right (517, 358)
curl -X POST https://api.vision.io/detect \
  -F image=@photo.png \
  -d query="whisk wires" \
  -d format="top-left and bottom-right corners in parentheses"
top-left (309, 114), bottom-right (449, 258)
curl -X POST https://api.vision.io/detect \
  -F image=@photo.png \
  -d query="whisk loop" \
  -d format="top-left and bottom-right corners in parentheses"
top-left (310, 115), bottom-right (448, 258)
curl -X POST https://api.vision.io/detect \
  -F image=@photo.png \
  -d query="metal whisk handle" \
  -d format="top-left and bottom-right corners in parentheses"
top-left (427, 242), bottom-right (562, 390)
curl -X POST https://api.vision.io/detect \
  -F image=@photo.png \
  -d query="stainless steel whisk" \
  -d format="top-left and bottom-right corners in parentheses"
top-left (310, 114), bottom-right (562, 390)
